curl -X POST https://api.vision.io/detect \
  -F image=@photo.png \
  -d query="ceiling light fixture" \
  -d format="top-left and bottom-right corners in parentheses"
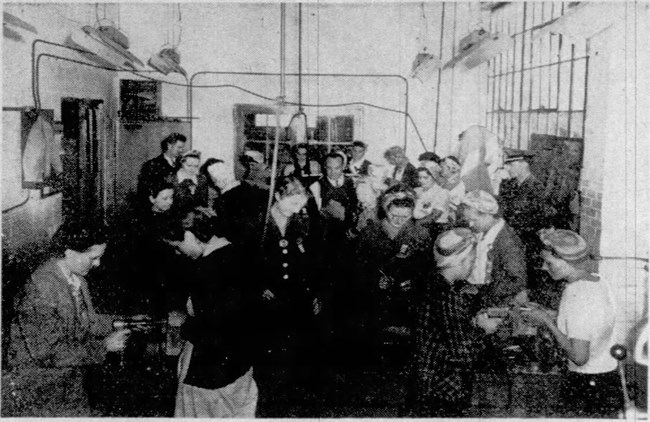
top-left (411, 3), bottom-right (441, 82)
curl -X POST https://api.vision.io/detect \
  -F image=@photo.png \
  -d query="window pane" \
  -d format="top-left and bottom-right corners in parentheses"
top-left (571, 59), bottom-right (586, 111)
top-left (558, 63), bottom-right (571, 110)
top-left (570, 111), bottom-right (585, 138)
top-left (557, 111), bottom-right (569, 137)
top-left (538, 113), bottom-right (549, 135)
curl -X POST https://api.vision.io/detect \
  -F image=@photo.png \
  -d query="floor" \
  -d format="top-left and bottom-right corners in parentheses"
top-left (85, 335), bottom-right (576, 419)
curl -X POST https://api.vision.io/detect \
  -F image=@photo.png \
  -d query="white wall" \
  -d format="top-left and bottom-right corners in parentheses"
top-left (584, 3), bottom-right (650, 348)
top-left (2, 3), bottom-right (117, 250)
top-left (118, 2), bottom-right (482, 166)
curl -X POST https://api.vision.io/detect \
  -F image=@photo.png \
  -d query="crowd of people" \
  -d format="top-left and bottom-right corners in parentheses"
top-left (2, 132), bottom-right (622, 418)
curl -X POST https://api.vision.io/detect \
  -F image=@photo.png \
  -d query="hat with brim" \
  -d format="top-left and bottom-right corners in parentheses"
top-left (461, 190), bottom-right (499, 215)
top-left (504, 148), bottom-right (535, 164)
top-left (538, 228), bottom-right (589, 262)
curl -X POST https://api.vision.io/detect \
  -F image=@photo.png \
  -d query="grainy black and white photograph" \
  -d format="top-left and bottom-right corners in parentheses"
top-left (1, 1), bottom-right (648, 419)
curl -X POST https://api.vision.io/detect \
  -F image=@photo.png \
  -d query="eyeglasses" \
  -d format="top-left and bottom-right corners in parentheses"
top-left (387, 212), bottom-right (412, 221)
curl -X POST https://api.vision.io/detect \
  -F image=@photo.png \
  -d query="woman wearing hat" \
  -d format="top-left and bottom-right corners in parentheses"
top-left (407, 228), bottom-right (499, 417)
top-left (521, 229), bottom-right (622, 417)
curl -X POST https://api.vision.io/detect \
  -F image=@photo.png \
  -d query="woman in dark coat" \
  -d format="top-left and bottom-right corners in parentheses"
top-left (2, 224), bottom-right (129, 417)
top-left (355, 186), bottom-right (432, 366)
top-left (164, 208), bottom-right (259, 418)
top-left (253, 176), bottom-right (323, 411)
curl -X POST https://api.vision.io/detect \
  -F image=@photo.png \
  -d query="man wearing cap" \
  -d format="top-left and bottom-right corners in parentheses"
top-left (461, 190), bottom-right (528, 308)
top-left (498, 148), bottom-right (553, 295)
top-left (346, 141), bottom-right (372, 177)
top-left (521, 229), bottom-right (621, 417)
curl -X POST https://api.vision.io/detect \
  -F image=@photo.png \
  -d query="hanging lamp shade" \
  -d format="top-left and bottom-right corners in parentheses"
top-left (67, 25), bottom-right (144, 70)
top-left (288, 112), bottom-right (308, 144)
top-left (148, 47), bottom-right (187, 77)
top-left (410, 50), bottom-right (442, 82)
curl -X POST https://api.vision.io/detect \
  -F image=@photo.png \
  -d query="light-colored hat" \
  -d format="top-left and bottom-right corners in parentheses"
top-left (461, 190), bottom-right (499, 215)
top-left (244, 150), bottom-right (265, 164)
top-left (434, 228), bottom-right (476, 268)
top-left (538, 228), bottom-right (590, 262)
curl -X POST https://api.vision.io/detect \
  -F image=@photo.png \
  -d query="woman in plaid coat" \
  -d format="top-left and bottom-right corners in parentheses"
top-left (407, 228), bottom-right (498, 417)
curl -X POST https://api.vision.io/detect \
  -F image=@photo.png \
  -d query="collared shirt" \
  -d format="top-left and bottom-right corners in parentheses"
top-left (349, 158), bottom-right (365, 175)
top-left (469, 218), bottom-right (505, 285)
top-left (327, 176), bottom-right (345, 188)
top-left (57, 261), bottom-right (81, 297)
top-left (163, 154), bottom-right (176, 168)
top-left (393, 166), bottom-right (406, 182)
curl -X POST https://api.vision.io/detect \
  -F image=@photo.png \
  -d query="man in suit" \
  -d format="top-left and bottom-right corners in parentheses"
top-left (346, 141), bottom-right (372, 177)
top-left (3, 224), bottom-right (129, 417)
top-left (461, 190), bottom-right (528, 308)
top-left (498, 148), bottom-right (556, 303)
top-left (384, 146), bottom-right (418, 189)
top-left (137, 132), bottom-right (187, 206)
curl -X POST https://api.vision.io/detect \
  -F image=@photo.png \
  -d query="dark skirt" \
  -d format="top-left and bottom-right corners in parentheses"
top-left (1, 365), bottom-right (93, 417)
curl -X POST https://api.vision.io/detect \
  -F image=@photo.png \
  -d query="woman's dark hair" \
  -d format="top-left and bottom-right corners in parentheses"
top-left (160, 132), bottom-right (187, 152)
top-left (180, 149), bottom-right (201, 163)
top-left (148, 181), bottom-right (174, 199)
top-left (275, 176), bottom-right (307, 199)
top-left (386, 196), bottom-right (415, 211)
top-left (416, 166), bottom-right (434, 178)
top-left (377, 183), bottom-right (416, 219)
top-left (161, 208), bottom-right (216, 244)
top-left (443, 155), bottom-right (461, 167)
top-left (50, 223), bottom-right (107, 258)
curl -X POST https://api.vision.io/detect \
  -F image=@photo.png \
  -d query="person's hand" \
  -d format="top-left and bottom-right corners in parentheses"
top-left (262, 289), bottom-right (275, 301)
top-left (312, 298), bottom-right (322, 315)
top-left (186, 297), bottom-right (195, 317)
top-left (324, 200), bottom-right (346, 221)
top-left (378, 275), bottom-right (391, 290)
top-left (520, 303), bottom-right (555, 327)
top-left (474, 312), bottom-right (503, 334)
top-left (105, 329), bottom-right (130, 352)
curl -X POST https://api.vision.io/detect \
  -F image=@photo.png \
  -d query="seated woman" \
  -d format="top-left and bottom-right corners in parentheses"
top-left (413, 163), bottom-right (452, 225)
top-left (2, 223), bottom-right (130, 417)
top-left (172, 150), bottom-right (209, 216)
top-left (521, 229), bottom-right (622, 417)
top-left (408, 228), bottom-right (498, 417)
top-left (355, 186), bottom-right (432, 363)
top-left (164, 208), bottom-right (258, 418)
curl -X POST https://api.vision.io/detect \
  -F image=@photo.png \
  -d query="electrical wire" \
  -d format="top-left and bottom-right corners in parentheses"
top-left (262, 3), bottom-right (287, 245)
top-left (32, 39), bottom-right (426, 152)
